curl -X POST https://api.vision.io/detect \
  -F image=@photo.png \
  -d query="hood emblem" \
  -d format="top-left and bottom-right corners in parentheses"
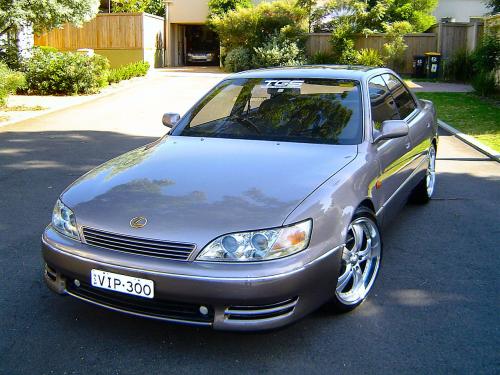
top-left (130, 216), bottom-right (147, 228)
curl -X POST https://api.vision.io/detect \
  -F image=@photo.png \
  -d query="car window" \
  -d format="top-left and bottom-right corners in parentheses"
top-left (174, 78), bottom-right (363, 145)
top-left (368, 75), bottom-right (399, 130)
top-left (382, 74), bottom-right (417, 119)
top-left (190, 84), bottom-right (243, 126)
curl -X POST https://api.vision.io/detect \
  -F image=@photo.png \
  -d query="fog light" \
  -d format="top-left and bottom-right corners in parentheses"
top-left (74, 279), bottom-right (81, 287)
top-left (199, 306), bottom-right (208, 315)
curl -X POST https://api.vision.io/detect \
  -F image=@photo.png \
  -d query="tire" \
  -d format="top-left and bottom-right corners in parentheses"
top-left (411, 144), bottom-right (436, 204)
top-left (330, 207), bottom-right (382, 312)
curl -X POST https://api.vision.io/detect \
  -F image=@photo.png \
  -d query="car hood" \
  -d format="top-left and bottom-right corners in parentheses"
top-left (62, 136), bottom-right (357, 247)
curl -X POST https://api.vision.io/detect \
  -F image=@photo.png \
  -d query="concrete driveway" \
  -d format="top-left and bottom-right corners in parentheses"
top-left (0, 71), bottom-right (498, 375)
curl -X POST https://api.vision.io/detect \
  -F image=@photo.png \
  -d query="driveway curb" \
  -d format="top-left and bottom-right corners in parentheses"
top-left (0, 76), bottom-right (148, 129)
top-left (438, 119), bottom-right (500, 162)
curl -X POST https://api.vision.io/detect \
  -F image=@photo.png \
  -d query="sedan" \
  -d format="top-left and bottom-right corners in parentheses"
top-left (42, 66), bottom-right (438, 331)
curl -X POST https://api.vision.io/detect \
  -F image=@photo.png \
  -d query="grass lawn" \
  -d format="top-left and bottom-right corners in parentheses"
top-left (416, 92), bottom-right (500, 152)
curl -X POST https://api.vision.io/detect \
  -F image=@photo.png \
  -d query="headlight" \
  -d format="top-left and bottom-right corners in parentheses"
top-left (197, 220), bottom-right (312, 262)
top-left (52, 199), bottom-right (80, 240)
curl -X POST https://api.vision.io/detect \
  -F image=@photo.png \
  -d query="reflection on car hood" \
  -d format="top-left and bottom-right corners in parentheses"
top-left (62, 136), bottom-right (357, 246)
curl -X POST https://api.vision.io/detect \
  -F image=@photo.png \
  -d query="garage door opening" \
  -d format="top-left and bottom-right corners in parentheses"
top-left (184, 25), bottom-right (220, 66)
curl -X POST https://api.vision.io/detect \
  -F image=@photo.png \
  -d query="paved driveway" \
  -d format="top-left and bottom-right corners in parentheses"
top-left (0, 71), bottom-right (498, 375)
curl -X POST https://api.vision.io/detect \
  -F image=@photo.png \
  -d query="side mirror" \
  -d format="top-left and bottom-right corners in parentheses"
top-left (162, 113), bottom-right (180, 128)
top-left (373, 120), bottom-right (409, 143)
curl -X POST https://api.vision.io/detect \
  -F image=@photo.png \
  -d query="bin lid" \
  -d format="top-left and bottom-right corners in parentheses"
top-left (424, 52), bottom-right (441, 56)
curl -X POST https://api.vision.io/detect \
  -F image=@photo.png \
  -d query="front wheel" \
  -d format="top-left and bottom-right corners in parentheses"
top-left (411, 144), bottom-right (436, 204)
top-left (331, 207), bottom-right (382, 312)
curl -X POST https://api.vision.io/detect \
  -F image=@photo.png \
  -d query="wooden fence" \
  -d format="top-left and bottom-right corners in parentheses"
top-left (306, 32), bottom-right (437, 74)
top-left (34, 13), bottom-right (164, 68)
top-left (429, 21), bottom-right (484, 60)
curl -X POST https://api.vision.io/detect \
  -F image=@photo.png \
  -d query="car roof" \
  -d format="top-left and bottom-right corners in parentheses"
top-left (229, 65), bottom-right (388, 80)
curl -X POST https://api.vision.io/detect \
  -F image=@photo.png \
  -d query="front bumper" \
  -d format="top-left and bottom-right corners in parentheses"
top-left (42, 226), bottom-right (341, 331)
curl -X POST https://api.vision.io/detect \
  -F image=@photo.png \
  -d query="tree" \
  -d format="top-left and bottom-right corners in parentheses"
top-left (0, 0), bottom-right (100, 37)
top-left (208, 0), bottom-right (251, 18)
top-left (367, 0), bottom-right (438, 32)
top-left (483, 0), bottom-right (500, 14)
top-left (110, 0), bottom-right (165, 16)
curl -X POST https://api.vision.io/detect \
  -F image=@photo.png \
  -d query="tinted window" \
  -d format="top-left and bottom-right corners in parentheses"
top-left (174, 78), bottom-right (363, 145)
top-left (382, 74), bottom-right (416, 119)
top-left (368, 75), bottom-right (399, 129)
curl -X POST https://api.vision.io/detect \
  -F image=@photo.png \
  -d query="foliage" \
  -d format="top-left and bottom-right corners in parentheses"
top-left (22, 49), bottom-right (109, 95)
top-left (354, 48), bottom-right (384, 66)
top-left (382, 21), bottom-right (412, 71)
top-left (145, 0), bottom-right (166, 16)
top-left (470, 32), bottom-right (500, 96)
top-left (252, 35), bottom-right (304, 68)
top-left (208, 0), bottom-right (251, 18)
top-left (107, 61), bottom-right (150, 83)
top-left (416, 92), bottom-right (500, 152)
top-left (471, 70), bottom-right (497, 97)
top-left (223, 47), bottom-right (253, 72)
top-left (308, 51), bottom-right (336, 64)
top-left (471, 33), bottom-right (500, 73)
top-left (483, 0), bottom-right (500, 14)
top-left (0, 62), bottom-right (25, 106)
top-left (211, 0), bottom-right (307, 52)
top-left (111, 0), bottom-right (149, 12)
top-left (443, 49), bottom-right (473, 82)
top-left (0, 0), bottom-right (99, 36)
top-left (371, 0), bottom-right (438, 32)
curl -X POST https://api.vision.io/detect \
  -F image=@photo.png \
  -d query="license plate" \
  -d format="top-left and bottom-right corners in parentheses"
top-left (91, 269), bottom-right (154, 299)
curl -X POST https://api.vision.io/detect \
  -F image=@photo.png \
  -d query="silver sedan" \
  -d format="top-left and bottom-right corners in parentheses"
top-left (42, 66), bottom-right (438, 331)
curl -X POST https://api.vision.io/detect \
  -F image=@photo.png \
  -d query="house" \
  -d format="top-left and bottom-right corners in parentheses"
top-left (166, 0), bottom-right (222, 66)
top-left (433, 0), bottom-right (490, 23)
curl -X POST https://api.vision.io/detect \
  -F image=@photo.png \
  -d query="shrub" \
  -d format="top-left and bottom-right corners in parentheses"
top-left (471, 70), bottom-right (497, 97)
top-left (252, 35), bottom-right (304, 68)
top-left (211, 0), bottom-right (307, 52)
top-left (107, 61), bottom-right (150, 84)
top-left (22, 50), bottom-right (110, 95)
top-left (308, 51), bottom-right (336, 64)
top-left (0, 62), bottom-right (25, 106)
top-left (354, 48), bottom-right (384, 67)
top-left (224, 47), bottom-right (254, 72)
top-left (471, 33), bottom-right (500, 73)
top-left (470, 32), bottom-right (500, 96)
top-left (443, 49), bottom-right (473, 82)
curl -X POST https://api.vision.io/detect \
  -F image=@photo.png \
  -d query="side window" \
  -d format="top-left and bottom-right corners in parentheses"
top-left (368, 75), bottom-right (399, 130)
top-left (382, 74), bottom-right (417, 119)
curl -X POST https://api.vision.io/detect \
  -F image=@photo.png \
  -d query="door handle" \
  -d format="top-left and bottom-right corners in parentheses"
top-left (405, 142), bottom-right (411, 149)
top-left (427, 122), bottom-right (431, 128)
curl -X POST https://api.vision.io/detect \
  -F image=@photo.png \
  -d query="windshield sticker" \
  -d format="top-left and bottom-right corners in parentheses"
top-left (261, 80), bottom-right (304, 89)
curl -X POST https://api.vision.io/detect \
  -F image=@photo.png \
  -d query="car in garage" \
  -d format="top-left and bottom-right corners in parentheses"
top-left (42, 66), bottom-right (438, 331)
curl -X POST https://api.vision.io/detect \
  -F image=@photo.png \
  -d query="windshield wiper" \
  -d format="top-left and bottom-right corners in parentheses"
top-left (229, 115), bottom-right (262, 134)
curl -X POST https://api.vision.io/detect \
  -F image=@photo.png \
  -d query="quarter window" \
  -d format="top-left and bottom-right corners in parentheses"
top-left (382, 74), bottom-right (417, 119)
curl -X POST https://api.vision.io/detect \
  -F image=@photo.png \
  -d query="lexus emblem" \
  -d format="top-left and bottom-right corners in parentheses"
top-left (130, 216), bottom-right (147, 228)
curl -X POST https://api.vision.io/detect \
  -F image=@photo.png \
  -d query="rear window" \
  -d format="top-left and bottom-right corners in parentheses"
top-left (172, 78), bottom-right (363, 145)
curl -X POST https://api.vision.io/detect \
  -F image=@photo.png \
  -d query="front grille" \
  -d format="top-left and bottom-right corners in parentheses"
top-left (82, 227), bottom-right (195, 261)
top-left (225, 297), bottom-right (298, 321)
top-left (66, 277), bottom-right (213, 324)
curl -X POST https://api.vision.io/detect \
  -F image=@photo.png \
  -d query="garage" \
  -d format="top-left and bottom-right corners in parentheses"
top-left (183, 25), bottom-right (219, 66)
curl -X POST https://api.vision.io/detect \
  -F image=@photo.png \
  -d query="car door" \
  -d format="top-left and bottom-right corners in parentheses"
top-left (368, 75), bottom-right (413, 210)
top-left (382, 73), bottom-right (432, 173)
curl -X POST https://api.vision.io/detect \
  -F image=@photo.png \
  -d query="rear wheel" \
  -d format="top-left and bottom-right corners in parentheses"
top-left (331, 207), bottom-right (382, 312)
top-left (411, 144), bottom-right (436, 204)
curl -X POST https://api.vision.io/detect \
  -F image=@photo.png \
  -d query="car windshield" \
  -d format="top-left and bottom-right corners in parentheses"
top-left (173, 78), bottom-right (363, 145)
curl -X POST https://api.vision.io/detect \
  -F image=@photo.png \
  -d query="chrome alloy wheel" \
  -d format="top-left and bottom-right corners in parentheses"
top-left (426, 146), bottom-right (436, 197)
top-left (336, 217), bottom-right (381, 305)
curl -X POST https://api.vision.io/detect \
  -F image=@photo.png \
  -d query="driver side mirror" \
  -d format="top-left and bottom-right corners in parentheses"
top-left (162, 113), bottom-right (180, 128)
top-left (373, 120), bottom-right (409, 143)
